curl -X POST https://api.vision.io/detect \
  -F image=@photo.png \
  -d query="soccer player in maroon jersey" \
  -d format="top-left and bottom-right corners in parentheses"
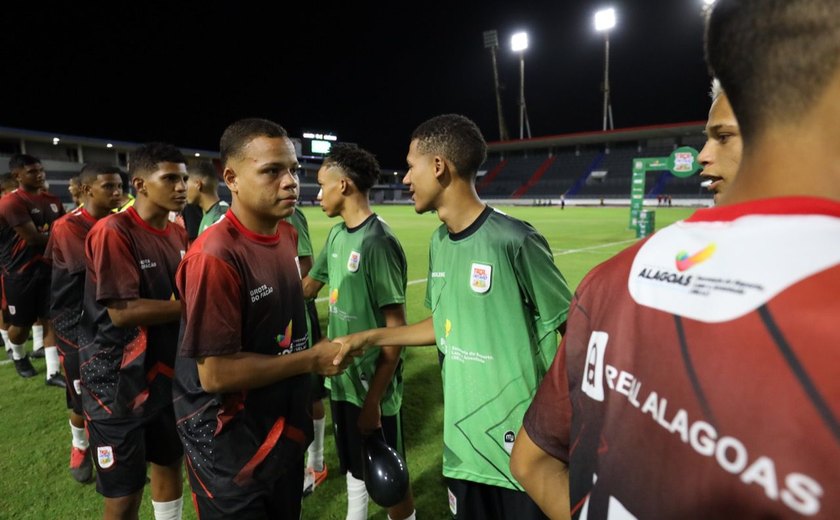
top-left (0, 154), bottom-right (65, 384)
top-left (48, 163), bottom-right (123, 483)
top-left (81, 143), bottom-right (188, 520)
top-left (174, 118), bottom-right (351, 519)
top-left (511, 0), bottom-right (840, 518)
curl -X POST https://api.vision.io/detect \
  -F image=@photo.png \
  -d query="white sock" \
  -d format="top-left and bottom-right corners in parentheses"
top-left (152, 497), bottom-right (183, 520)
top-left (32, 325), bottom-right (44, 351)
top-left (1, 329), bottom-right (10, 349)
top-left (8, 341), bottom-right (25, 361)
top-left (346, 473), bottom-right (369, 520)
top-left (307, 417), bottom-right (326, 471)
top-left (45, 346), bottom-right (60, 377)
top-left (389, 512), bottom-right (416, 520)
top-left (70, 420), bottom-right (88, 450)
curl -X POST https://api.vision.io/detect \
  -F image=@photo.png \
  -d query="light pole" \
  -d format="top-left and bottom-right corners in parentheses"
top-left (594, 8), bottom-right (616, 131)
top-left (511, 31), bottom-right (531, 140)
top-left (483, 30), bottom-right (510, 141)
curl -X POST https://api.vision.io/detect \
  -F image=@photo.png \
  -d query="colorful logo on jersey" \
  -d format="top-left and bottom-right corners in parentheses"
top-left (276, 321), bottom-right (293, 349)
top-left (675, 243), bottom-right (716, 272)
top-left (97, 446), bottom-right (115, 469)
top-left (329, 288), bottom-right (339, 306)
top-left (470, 263), bottom-right (492, 293)
top-left (445, 319), bottom-right (452, 338)
top-left (347, 250), bottom-right (361, 272)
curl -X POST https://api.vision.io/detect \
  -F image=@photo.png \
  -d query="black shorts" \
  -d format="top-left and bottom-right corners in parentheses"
top-left (446, 479), bottom-right (548, 520)
top-left (330, 400), bottom-right (404, 480)
top-left (88, 406), bottom-right (184, 498)
top-left (190, 455), bottom-right (304, 520)
top-left (305, 299), bottom-right (322, 344)
top-left (310, 374), bottom-right (328, 401)
top-left (1, 269), bottom-right (50, 327)
top-left (58, 338), bottom-right (82, 414)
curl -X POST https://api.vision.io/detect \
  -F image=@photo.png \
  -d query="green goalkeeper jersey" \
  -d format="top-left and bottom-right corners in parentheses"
top-left (311, 214), bottom-right (407, 415)
top-left (424, 206), bottom-right (571, 490)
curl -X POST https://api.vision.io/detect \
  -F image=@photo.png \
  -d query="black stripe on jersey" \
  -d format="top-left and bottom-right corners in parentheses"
top-left (758, 305), bottom-right (840, 445)
top-left (673, 315), bottom-right (717, 426)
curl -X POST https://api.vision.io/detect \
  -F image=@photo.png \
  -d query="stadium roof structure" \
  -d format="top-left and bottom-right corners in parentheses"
top-left (487, 121), bottom-right (705, 153)
top-left (0, 125), bottom-right (219, 159)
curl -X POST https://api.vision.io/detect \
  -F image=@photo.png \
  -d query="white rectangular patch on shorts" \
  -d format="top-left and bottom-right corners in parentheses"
top-left (8, 305), bottom-right (15, 315)
top-left (73, 379), bottom-right (82, 395)
top-left (448, 487), bottom-right (457, 515)
top-left (97, 446), bottom-right (115, 469)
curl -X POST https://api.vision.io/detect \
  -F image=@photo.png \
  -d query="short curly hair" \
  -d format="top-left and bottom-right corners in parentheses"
top-left (129, 143), bottom-right (186, 178)
top-left (323, 143), bottom-right (380, 193)
top-left (220, 118), bottom-right (288, 166)
top-left (410, 114), bottom-right (487, 179)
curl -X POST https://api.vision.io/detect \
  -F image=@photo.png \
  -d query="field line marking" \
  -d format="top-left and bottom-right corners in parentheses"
top-left (314, 239), bottom-right (635, 303)
top-left (553, 238), bottom-right (636, 256)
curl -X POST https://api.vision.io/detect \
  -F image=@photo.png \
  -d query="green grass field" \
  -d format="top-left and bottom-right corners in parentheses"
top-left (0, 205), bottom-right (694, 519)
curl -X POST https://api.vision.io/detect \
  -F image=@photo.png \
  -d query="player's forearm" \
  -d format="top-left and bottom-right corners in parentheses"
top-left (197, 349), bottom-right (320, 393)
top-left (301, 275), bottom-right (324, 300)
top-left (106, 299), bottom-right (181, 328)
top-left (363, 346), bottom-right (402, 407)
top-left (366, 316), bottom-right (435, 348)
top-left (510, 428), bottom-right (571, 520)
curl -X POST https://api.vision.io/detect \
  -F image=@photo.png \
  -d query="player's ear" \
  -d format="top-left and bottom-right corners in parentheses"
top-left (223, 167), bottom-right (238, 194)
top-left (133, 176), bottom-right (145, 196)
top-left (433, 155), bottom-right (448, 180)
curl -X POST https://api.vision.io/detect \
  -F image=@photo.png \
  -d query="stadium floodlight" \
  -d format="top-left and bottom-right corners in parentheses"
top-left (594, 8), bottom-right (616, 131)
top-left (510, 32), bottom-right (532, 139)
top-left (594, 8), bottom-right (616, 32)
top-left (510, 32), bottom-right (528, 52)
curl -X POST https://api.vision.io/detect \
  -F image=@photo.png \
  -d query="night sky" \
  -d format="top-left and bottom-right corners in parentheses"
top-left (2, 1), bottom-right (712, 168)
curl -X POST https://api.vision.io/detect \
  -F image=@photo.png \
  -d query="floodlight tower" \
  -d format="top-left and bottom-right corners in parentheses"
top-left (511, 31), bottom-right (532, 140)
top-left (594, 8), bottom-right (616, 131)
top-left (483, 30), bottom-right (510, 141)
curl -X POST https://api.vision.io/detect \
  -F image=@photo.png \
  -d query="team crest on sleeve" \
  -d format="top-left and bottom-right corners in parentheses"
top-left (8, 306), bottom-right (15, 315)
top-left (50, 203), bottom-right (59, 213)
top-left (347, 251), bottom-right (361, 272)
top-left (469, 263), bottom-right (492, 293)
top-left (97, 446), bottom-right (115, 469)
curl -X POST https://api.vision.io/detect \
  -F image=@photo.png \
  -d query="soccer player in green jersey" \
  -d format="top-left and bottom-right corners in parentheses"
top-left (286, 205), bottom-right (331, 496)
top-left (334, 115), bottom-right (571, 519)
top-left (302, 143), bottom-right (416, 520)
top-left (186, 160), bottom-right (229, 235)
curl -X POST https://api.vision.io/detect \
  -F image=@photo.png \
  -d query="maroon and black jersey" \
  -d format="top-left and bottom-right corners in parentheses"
top-left (174, 210), bottom-right (310, 498)
top-left (524, 197), bottom-right (840, 518)
top-left (0, 189), bottom-right (64, 275)
top-left (80, 206), bottom-right (187, 421)
top-left (47, 207), bottom-right (97, 349)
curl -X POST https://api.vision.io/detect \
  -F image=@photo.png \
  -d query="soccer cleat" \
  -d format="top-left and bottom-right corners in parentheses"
top-left (31, 347), bottom-right (46, 359)
top-left (69, 446), bottom-right (93, 483)
top-left (13, 356), bottom-right (37, 378)
top-left (302, 463), bottom-right (328, 497)
top-left (46, 372), bottom-right (67, 388)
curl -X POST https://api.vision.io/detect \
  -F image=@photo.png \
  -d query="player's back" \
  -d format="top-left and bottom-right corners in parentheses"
top-left (562, 197), bottom-right (840, 518)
